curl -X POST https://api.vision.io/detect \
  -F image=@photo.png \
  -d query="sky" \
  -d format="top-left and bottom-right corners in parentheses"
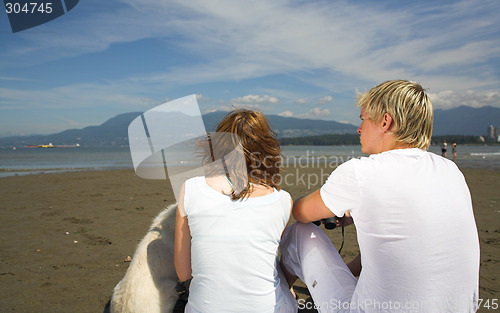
top-left (0, 0), bottom-right (499, 137)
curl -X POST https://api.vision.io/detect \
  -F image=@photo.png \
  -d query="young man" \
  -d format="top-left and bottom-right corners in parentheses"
top-left (280, 80), bottom-right (480, 312)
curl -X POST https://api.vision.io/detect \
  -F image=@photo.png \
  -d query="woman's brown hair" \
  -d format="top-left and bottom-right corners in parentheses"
top-left (198, 109), bottom-right (282, 200)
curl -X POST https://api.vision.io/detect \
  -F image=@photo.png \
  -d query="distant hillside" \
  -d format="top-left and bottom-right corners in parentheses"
top-left (279, 134), bottom-right (485, 146)
top-left (1, 105), bottom-right (498, 147)
top-left (0, 111), bottom-right (357, 147)
top-left (0, 112), bottom-right (140, 147)
top-left (202, 111), bottom-right (358, 137)
top-left (280, 134), bottom-right (360, 146)
top-left (433, 105), bottom-right (500, 136)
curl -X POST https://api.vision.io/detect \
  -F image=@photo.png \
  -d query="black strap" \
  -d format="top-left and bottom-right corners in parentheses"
top-left (338, 217), bottom-right (345, 254)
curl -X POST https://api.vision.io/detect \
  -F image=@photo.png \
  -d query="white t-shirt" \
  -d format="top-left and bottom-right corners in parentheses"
top-left (184, 176), bottom-right (292, 313)
top-left (320, 148), bottom-right (479, 312)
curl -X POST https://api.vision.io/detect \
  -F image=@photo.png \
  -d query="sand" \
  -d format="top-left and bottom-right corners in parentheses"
top-left (0, 166), bottom-right (498, 313)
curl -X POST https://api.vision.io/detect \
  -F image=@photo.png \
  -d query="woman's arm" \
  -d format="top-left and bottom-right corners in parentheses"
top-left (174, 183), bottom-right (192, 282)
top-left (280, 197), bottom-right (294, 239)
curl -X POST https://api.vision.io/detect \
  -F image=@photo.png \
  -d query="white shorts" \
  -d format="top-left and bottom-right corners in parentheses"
top-left (280, 222), bottom-right (357, 313)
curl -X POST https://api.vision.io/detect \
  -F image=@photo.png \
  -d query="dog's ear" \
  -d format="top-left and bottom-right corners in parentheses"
top-left (147, 239), bottom-right (176, 282)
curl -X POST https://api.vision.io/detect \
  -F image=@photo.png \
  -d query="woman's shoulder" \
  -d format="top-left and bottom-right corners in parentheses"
top-left (183, 176), bottom-right (206, 193)
top-left (276, 188), bottom-right (292, 202)
top-left (276, 188), bottom-right (291, 196)
top-left (185, 176), bottom-right (204, 184)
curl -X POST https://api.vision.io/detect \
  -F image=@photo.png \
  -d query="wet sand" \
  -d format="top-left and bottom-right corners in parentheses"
top-left (0, 166), bottom-right (498, 312)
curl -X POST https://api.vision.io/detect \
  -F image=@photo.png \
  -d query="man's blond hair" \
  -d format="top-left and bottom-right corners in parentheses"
top-left (357, 80), bottom-right (433, 150)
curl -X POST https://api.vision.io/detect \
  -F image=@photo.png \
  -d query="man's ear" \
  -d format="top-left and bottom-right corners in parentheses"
top-left (381, 113), bottom-right (393, 132)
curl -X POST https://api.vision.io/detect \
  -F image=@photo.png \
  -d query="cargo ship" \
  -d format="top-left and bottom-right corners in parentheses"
top-left (26, 143), bottom-right (80, 148)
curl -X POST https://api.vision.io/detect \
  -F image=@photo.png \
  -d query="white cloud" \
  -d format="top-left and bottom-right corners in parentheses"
top-left (0, 76), bottom-right (33, 81)
top-left (1, 0), bottom-right (499, 136)
top-left (118, 0), bottom-right (497, 100)
top-left (303, 107), bottom-right (331, 119)
top-left (201, 94), bottom-right (282, 114)
top-left (230, 95), bottom-right (280, 105)
top-left (428, 90), bottom-right (500, 110)
top-left (6, 0), bottom-right (498, 92)
top-left (195, 94), bottom-right (209, 102)
top-left (203, 105), bottom-right (235, 114)
top-left (203, 102), bottom-right (264, 114)
top-left (317, 96), bottom-right (333, 105)
top-left (279, 107), bottom-right (331, 119)
top-left (278, 110), bottom-right (294, 117)
top-left (0, 83), bottom-right (160, 111)
top-left (339, 120), bottom-right (353, 125)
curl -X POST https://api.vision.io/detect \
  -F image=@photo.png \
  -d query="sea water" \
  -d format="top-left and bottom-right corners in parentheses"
top-left (0, 145), bottom-right (499, 178)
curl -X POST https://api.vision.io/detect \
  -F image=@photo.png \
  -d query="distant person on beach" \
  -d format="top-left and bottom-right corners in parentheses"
top-left (453, 142), bottom-right (457, 161)
top-left (442, 140), bottom-right (448, 157)
top-left (280, 80), bottom-right (479, 312)
top-left (174, 110), bottom-right (297, 313)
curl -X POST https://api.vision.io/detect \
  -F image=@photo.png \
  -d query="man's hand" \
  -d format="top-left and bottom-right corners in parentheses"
top-left (336, 214), bottom-right (354, 228)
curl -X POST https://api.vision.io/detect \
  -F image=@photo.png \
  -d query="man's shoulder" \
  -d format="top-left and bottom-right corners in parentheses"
top-left (369, 148), bottom-right (426, 160)
top-left (353, 148), bottom-right (428, 168)
top-left (365, 148), bottom-right (462, 173)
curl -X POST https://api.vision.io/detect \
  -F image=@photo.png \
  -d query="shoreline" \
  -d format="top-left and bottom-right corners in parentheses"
top-left (1, 145), bottom-right (499, 178)
top-left (0, 167), bottom-right (498, 312)
top-left (1, 159), bottom-right (499, 179)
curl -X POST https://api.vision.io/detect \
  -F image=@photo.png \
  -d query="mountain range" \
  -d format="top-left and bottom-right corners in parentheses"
top-left (0, 106), bottom-right (498, 147)
top-left (433, 106), bottom-right (499, 135)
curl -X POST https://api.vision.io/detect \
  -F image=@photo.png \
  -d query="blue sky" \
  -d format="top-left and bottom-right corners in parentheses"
top-left (1, 0), bottom-right (499, 136)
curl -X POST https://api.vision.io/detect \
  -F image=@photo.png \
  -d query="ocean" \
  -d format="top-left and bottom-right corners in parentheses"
top-left (0, 145), bottom-right (499, 178)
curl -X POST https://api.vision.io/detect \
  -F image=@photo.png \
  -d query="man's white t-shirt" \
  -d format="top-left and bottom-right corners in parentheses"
top-left (320, 148), bottom-right (479, 312)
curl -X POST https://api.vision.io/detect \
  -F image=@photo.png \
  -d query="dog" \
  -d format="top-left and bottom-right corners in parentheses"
top-left (110, 203), bottom-right (182, 313)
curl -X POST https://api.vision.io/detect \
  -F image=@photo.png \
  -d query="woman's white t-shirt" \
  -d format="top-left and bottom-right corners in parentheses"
top-left (184, 176), bottom-right (293, 313)
top-left (320, 148), bottom-right (480, 312)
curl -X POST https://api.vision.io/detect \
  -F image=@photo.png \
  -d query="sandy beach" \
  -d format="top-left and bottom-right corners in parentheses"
top-left (0, 166), bottom-right (498, 312)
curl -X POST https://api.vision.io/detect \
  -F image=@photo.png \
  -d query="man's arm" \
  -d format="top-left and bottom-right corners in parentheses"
top-left (293, 189), bottom-right (336, 223)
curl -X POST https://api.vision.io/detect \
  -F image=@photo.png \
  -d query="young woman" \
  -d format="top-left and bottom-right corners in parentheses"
top-left (174, 109), bottom-right (297, 313)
